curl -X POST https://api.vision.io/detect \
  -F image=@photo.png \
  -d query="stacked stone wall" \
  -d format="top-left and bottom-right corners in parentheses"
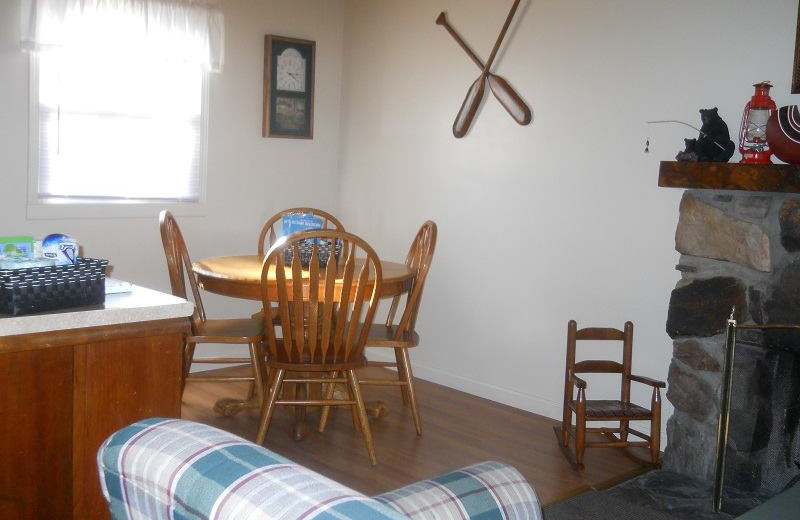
top-left (664, 190), bottom-right (800, 495)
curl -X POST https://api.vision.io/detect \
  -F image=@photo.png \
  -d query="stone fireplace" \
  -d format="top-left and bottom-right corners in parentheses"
top-left (663, 188), bottom-right (800, 513)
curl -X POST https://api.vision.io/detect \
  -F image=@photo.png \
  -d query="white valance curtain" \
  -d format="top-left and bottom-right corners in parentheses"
top-left (20, 0), bottom-right (225, 72)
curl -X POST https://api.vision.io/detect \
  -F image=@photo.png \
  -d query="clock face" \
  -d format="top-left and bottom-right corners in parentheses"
top-left (276, 48), bottom-right (306, 92)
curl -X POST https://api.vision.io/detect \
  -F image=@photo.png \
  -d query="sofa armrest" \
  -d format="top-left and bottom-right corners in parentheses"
top-left (374, 461), bottom-right (543, 520)
top-left (97, 418), bottom-right (404, 520)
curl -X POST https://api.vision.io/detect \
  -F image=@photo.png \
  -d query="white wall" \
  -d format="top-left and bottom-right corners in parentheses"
top-left (337, 0), bottom-right (800, 435)
top-left (2, 0), bottom-right (799, 439)
top-left (0, 0), bottom-right (346, 338)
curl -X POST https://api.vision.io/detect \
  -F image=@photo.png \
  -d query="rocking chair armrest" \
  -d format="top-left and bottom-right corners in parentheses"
top-left (629, 374), bottom-right (665, 388)
top-left (570, 373), bottom-right (588, 389)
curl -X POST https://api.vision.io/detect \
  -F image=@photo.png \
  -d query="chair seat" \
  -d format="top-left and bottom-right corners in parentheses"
top-left (266, 342), bottom-right (367, 371)
top-left (250, 307), bottom-right (280, 323)
top-left (190, 317), bottom-right (263, 343)
top-left (365, 323), bottom-right (419, 347)
top-left (569, 399), bottom-right (651, 419)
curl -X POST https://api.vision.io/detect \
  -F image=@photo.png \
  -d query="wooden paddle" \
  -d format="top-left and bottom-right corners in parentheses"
top-left (436, 11), bottom-right (531, 131)
top-left (452, 75), bottom-right (486, 138)
top-left (439, 0), bottom-right (529, 137)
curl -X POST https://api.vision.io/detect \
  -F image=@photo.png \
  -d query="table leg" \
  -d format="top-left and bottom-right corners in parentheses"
top-left (213, 396), bottom-right (259, 416)
top-left (331, 384), bottom-right (389, 420)
top-left (366, 400), bottom-right (390, 419)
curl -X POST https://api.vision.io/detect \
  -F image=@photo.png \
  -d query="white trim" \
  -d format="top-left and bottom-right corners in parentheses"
top-left (27, 200), bottom-right (209, 219)
top-left (26, 53), bottom-right (210, 220)
top-left (26, 52), bottom-right (38, 214)
top-left (366, 349), bottom-right (564, 420)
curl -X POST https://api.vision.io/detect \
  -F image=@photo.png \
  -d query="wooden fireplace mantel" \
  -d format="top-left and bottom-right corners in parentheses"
top-left (658, 161), bottom-right (800, 194)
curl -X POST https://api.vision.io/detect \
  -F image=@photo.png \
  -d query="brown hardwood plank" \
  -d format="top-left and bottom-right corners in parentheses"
top-left (182, 365), bottom-right (649, 506)
top-left (658, 161), bottom-right (800, 193)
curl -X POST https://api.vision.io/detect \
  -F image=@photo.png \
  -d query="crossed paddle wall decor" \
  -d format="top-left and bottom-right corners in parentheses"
top-left (436, 0), bottom-right (532, 138)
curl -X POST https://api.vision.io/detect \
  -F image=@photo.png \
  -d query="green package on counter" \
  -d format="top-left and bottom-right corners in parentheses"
top-left (0, 257), bottom-right (56, 270)
top-left (0, 236), bottom-right (34, 259)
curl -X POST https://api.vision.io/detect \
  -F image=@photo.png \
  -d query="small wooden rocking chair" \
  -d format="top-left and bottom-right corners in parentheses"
top-left (558, 320), bottom-right (665, 470)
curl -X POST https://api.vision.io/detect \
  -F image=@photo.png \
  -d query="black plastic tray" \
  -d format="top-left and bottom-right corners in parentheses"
top-left (0, 258), bottom-right (109, 316)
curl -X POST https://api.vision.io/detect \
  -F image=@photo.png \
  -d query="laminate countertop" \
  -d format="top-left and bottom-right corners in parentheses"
top-left (0, 284), bottom-right (194, 338)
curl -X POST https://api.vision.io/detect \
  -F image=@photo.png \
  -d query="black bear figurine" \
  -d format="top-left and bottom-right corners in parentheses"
top-left (676, 108), bottom-right (735, 162)
top-left (676, 139), bottom-right (700, 162)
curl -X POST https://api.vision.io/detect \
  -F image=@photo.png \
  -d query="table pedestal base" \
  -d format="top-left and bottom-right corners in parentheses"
top-left (213, 396), bottom-right (258, 417)
top-left (212, 380), bottom-right (389, 440)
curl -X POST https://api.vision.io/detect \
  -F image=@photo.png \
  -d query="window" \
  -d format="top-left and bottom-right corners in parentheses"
top-left (33, 51), bottom-right (206, 205)
top-left (22, 0), bottom-right (224, 218)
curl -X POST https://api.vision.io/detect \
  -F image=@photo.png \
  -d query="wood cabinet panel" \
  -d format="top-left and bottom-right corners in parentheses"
top-left (0, 346), bottom-right (73, 519)
top-left (0, 317), bottom-right (189, 520)
top-left (73, 333), bottom-right (184, 519)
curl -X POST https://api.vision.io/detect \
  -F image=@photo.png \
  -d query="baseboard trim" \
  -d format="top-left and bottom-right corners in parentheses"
top-left (192, 350), bottom-right (565, 421)
top-left (367, 349), bottom-right (563, 419)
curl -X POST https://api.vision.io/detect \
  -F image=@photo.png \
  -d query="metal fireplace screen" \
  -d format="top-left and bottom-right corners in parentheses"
top-left (715, 310), bottom-right (800, 514)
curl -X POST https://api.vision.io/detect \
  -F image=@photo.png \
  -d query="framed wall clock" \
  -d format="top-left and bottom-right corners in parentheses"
top-left (263, 35), bottom-right (315, 138)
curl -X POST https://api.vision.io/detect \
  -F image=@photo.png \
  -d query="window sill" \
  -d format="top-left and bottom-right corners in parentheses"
top-left (27, 201), bottom-right (207, 220)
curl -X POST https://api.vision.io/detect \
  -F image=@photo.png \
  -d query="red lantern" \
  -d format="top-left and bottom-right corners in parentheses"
top-left (739, 81), bottom-right (777, 164)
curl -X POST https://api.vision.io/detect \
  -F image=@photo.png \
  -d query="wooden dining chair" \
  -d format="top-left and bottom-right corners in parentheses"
top-left (356, 221), bottom-right (437, 436)
top-left (253, 207), bottom-right (345, 399)
top-left (255, 230), bottom-right (382, 465)
top-left (257, 207), bottom-right (344, 255)
top-left (559, 320), bottom-right (665, 470)
top-left (159, 211), bottom-right (267, 407)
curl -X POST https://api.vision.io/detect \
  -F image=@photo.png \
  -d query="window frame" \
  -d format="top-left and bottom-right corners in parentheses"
top-left (26, 52), bottom-right (209, 220)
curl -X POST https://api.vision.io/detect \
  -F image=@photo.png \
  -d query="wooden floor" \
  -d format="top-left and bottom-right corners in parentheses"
top-left (182, 365), bottom-right (651, 506)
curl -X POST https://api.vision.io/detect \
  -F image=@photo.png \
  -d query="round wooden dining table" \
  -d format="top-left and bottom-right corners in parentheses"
top-left (193, 255), bottom-right (414, 301)
top-left (192, 254), bottom-right (414, 440)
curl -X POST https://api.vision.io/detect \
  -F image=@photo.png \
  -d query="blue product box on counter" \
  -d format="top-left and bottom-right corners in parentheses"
top-left (281, 214), bottom-right (324, 237)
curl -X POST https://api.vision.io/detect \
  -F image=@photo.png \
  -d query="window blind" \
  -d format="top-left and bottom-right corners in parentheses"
top-left (36, 51), bottom-right (204, 202)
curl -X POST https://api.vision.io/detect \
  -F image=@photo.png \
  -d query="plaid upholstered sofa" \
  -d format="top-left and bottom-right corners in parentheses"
top-left (98, 418), bottom-right (543, 519)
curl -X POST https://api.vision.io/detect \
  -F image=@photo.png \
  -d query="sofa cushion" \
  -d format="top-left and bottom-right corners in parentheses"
top-left (98, 418), bottom-right (404, 520)
top-left (375, 461), bottom-right (542, 520)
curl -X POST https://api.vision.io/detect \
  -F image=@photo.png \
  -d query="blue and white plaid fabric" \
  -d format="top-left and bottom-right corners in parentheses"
top-left (98, 418), bottom-right (404, 520)
top-left (375, 461), bottom-right (542, 520)
top-left (98, 418), bottom-right (542, 520)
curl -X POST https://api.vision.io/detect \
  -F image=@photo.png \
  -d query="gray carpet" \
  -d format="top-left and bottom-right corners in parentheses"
top-left (543, 491), bottom-right (677, 520)
top-left (543, 470), bottom-right (741, 520)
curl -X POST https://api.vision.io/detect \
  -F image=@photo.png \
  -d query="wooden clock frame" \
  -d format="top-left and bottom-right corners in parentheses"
top-left (262, 35), bottom-right (316, 139)
top-left (794, 1), bottom-right (800, 94)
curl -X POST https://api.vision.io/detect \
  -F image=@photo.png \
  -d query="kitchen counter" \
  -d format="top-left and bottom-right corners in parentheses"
top-left (0, 284), bottom-right (194, 338)
top-left (0, 283), bottom-right (192, 519)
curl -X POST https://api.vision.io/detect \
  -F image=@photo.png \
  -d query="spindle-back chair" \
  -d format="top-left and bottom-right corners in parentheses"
top-left (159, 211), bottom-right (267, 407)
top-left (357, 221), bottom-right (437, 436)
top-left (257, 207), bottom-right (344, 255)
top-left (255, 230), bottom-right (382, 465)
